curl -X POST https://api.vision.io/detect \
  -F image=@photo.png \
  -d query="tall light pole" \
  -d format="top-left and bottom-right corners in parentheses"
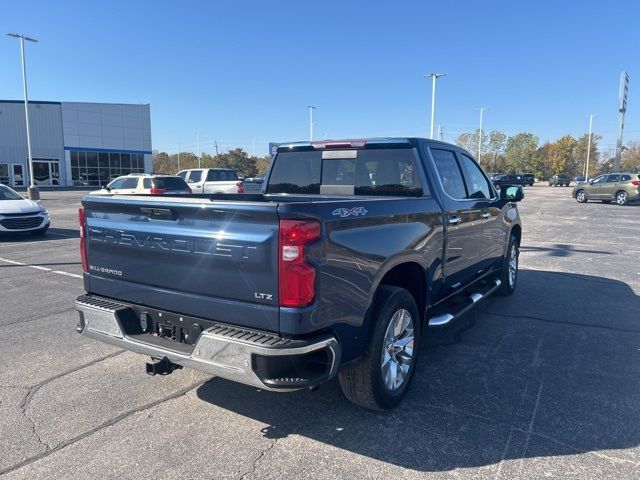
top-left (196, 131), bottom-right (201, 168)
top-left (7, 33), bottom-right (38, 200)
top-left (425, 73), bottom-right (445, 139)
top-left (307, 105), bottom-right (316, 141)
top-left (615, 71), bottom-right (629, 172)
top-left (585, 114), bottom-right (595, 181)
top-left (477, 107), bottom-right (486, 162)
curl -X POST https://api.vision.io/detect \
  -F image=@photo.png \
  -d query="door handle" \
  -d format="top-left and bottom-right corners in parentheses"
top-left (448, 216), bottom-right (461, 225)
top-left (482, 212), bottom-right (490, 220)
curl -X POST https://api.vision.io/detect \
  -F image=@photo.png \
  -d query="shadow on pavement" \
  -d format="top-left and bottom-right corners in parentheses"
top-left (196, 269), bottom-right (640, 472)
top-left (0, 227), bottom-right (79, 242)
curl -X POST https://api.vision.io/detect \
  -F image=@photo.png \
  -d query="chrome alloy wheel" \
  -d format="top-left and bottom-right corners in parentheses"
top-left (381, 309), bottom-right (415, 391)
top-left (576, 191), bottom-right (586, 202)
top-left (508, 243), bottom-right (518, 288)
top-left (616, 191), bottom-right (628, 205)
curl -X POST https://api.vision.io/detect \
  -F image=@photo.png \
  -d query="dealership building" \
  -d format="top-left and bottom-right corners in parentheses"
top-left (0, 100), bottom-right (151, 187)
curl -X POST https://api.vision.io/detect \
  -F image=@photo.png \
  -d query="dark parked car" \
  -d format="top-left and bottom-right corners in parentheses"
top-left (75, 138), bottom-right (523, 410)
top-left (522, 173), bottom-right (535, 186)
top-left (492, 174), bottom-right (527, 189)
top-left (549, 174), bottom-right (570, 187)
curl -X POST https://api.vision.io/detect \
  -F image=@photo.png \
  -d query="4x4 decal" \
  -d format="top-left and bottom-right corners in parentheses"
top-left (332, 207), bottom-right (368, 218)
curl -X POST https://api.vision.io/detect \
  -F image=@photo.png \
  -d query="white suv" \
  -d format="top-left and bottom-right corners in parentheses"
top-left (177, 168), bottom-right (243, 194)
top-left (90, 174), bottom-right (192, 195)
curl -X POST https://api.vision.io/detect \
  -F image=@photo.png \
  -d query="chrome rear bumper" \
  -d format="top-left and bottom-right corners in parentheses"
top-left (75, 295), bottom-right (340, 391)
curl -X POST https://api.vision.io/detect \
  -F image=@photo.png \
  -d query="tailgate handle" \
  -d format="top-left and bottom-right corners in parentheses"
top-left (140, 207), bottom-right (178, 220)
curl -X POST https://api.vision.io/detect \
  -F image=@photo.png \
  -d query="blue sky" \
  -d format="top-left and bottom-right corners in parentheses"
top-left (1, 0), bottom-right (638, 156)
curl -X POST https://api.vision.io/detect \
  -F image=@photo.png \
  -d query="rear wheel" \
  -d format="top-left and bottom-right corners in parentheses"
top-left (576, 190), bottom-right (588, 203)
top-left (616, 191), bottom-right (629, 206)
top-left (339, 286), bottom-right (420, 410)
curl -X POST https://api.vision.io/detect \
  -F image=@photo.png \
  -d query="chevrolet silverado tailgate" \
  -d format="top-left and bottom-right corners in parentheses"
top-left (81, 195), bottom-right (280, 331)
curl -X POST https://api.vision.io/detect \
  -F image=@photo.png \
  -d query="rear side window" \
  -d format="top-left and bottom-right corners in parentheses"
top-left (430, 149), bottom-right (466, 199)
top-left (143, 178), bottom-right (152, 188)
top-left (187, 171), bottom-right (202, 183)
top-left (154, 177), bottom-right (188, 190)
top-left (121, 178), bottom-right (138, 189)
top-left (620, 174), bottom-right (631, 181)
top-left (606, 174), bottom-right (621, 183)
top-left (266, 148), bottom-right (423, 196)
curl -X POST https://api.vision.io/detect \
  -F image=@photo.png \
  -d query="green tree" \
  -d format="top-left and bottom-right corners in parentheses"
top-left (485, 131), bottom-right (507, 172)
top-left (548, 135), bottom-right (578, 175)
top-left (574, 133), bottom-right (600, 177)
top-left (621, 141), bottom-right (640, 172)
top-left (505, 133), bottom-right (539, 172)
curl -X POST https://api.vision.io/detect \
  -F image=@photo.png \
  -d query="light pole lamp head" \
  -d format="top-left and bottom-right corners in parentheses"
top-left (6, 33), bottom-right (38, 42)
top-left (425, 73), bottom-right (446, 79)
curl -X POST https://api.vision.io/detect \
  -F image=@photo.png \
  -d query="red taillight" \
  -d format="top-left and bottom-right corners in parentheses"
top-left (149, 187), bottom-right (166, 195)
top-left (79, 207), bottom-right (88, 273)
top-left (631, 180), bottom-right (640, 186)
top-left (236, 181), bottom-right (244, 193)
top-left (279, 220), bottom-right (320, 307)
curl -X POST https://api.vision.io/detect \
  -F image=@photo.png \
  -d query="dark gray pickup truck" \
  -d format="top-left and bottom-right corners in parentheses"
top-left (75, 138), bottom-right (523, 410)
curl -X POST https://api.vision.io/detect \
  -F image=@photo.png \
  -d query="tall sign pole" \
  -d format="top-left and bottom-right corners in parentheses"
top-left (615, 71), bottom-right (629, 172)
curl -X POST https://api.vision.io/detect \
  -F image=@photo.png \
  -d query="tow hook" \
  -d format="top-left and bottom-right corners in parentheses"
top-left (145, 356), bottom-right (182, 376)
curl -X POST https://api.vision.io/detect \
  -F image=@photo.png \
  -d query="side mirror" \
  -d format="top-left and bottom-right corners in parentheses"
top-left (105, 186), bottom-right (111, 192)
top-left (500, 185), bottom-right (524, 202)
top-left (588, 179), bottom-right (594, 185)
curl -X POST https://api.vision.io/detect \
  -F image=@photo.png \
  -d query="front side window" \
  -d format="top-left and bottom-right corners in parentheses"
top-left (107, 178), bottom-right (126, 189)
top-left (457, 153), bottom-right (493, 199)
top-left (430, 149), bottom-right (466, 199)
top-left (176, 171), bottom-right (187, 180)
top-left (207, 170), bottom-right (221, 181)
top-left (591, 175), bottom-right (606, 184)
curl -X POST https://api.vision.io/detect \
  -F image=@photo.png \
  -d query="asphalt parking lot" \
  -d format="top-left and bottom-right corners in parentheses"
top-left (1, 186), bottom-right (639, 479)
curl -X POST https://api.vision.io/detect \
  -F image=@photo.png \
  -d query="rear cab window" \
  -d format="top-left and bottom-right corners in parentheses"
top-left (153, 177), bottom-right (189, 190)
top-left (266, 147), bottom-right (425, 196)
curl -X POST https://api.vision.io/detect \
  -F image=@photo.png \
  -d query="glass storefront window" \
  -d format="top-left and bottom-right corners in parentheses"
top-left (70, 150), bottom-right (146, 185)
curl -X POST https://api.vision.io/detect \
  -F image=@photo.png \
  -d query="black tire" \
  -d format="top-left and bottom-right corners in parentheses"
top-left (575, 190), bottom-right (588, 203)
top-left (30, 227), bottom-right (48, 236)
top-left (496, 234), bottom-right (519, 296)
top-left (338, 286), bottom-right (420, 410)
top-left (615, 191), bottom-right (629, 206)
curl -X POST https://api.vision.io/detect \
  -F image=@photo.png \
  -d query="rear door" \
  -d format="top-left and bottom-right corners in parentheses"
top-left (603, 174), bottom-right (621, 199)
top-left (429, 148), bottom-right (485, 290)
top-left (83, 196), bottom-right (281, 331)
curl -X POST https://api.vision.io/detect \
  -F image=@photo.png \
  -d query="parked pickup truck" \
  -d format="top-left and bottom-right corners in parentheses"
top-left (75, 138), bottom-right (523, 410)
top-left (176, 168), bottom-right (243, 194)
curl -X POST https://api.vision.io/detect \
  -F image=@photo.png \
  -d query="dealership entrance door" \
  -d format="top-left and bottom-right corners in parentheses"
top-left (11, 164), bottom-right (25, 187)
top-left (32, 159), bottom-right (60, 186)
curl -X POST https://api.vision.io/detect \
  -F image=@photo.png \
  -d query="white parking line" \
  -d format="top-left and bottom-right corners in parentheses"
top-left (0, 257), bottom-right (83, 279)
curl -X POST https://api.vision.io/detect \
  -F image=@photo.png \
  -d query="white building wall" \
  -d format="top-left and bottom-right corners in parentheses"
top-left (0, 101), bottom-right (65, 185)
top-left (61, 102), bottom-right (151, 153)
